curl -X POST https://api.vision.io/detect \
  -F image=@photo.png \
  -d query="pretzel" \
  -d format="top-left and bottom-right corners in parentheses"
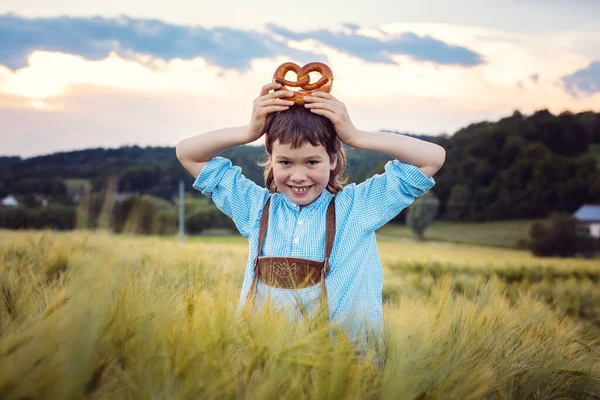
top-left (272, 62), bottom-right (334, 106)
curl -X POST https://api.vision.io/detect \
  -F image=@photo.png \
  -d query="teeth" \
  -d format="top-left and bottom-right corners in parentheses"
top-left (291, 186), bottom-right (311, 193)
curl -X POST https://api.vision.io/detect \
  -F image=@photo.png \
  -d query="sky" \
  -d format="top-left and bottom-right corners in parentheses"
top-left (1, 0), bottom-right (599, 157)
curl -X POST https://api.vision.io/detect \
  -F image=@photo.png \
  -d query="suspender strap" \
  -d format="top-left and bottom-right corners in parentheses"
top-left (247, 197), bottom-right (271, 303)
top-left (257, 197), bottom-right (271, 258)
top-left (323, 197), bottom-right (336, 271)
top-left (320, 197), bottom-right (336, 318)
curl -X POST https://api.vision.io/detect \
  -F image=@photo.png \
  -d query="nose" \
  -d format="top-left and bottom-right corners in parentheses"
top-left (289, 168), bottom-right (307, 183)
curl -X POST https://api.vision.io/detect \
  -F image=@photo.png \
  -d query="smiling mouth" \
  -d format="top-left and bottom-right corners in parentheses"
top-left (288, 185), bottom-right (313, 194)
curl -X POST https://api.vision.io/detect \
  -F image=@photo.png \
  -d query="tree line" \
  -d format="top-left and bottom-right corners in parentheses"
top-left (1, 109), bottom-right (599, 231)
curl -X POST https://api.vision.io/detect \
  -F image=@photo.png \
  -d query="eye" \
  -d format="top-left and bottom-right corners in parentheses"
top-left (307, 160), bottom-right (319, 166)
top-left (278, 161), bottom-right (290, 166)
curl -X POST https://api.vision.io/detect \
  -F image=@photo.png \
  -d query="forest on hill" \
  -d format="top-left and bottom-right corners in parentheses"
top-left (1, 109), bottom-right (599, 226)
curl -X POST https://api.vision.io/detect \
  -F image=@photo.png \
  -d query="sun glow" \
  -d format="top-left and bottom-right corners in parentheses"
top-left (31, 100), bottom-right (45, 109)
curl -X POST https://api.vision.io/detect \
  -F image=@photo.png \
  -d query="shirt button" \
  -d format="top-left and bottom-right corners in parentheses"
top-left (298, 220), bottom-right (304, 226)
top-left (293, 238), bottom-right (300, 244)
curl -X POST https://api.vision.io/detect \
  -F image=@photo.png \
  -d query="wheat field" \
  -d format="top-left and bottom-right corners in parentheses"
top-left (0, 230), bottom-right (599, 399)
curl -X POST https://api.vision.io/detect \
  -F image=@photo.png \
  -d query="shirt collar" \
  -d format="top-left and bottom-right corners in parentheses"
top-left (280, 189), bottom-right (332, 212)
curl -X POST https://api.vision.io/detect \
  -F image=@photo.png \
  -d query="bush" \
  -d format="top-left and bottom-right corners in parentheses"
top-left (112, 195), bottom-right (177, 235)
top-left (113, 196), bottom-right (155, 234)
top-left (406, 192), bottom-right (440, 239)
top-left (0, 205), bottom-right (76, 230)
top-left (186, 207), bottom-right (236, 234)
top-left (30, 205), bottom-right (76, 230)
top-left (0, 207), bottom-right (30, 229)
top-left (154, 208), bottom-right (178, 235)
top-left (181, 196), bottom-right (236, 234)
top-left (528, 212), bottom-right (598, 257)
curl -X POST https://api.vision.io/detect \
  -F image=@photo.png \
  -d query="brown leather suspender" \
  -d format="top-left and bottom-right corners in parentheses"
top-left (246, 196), bottom-right (336, 317)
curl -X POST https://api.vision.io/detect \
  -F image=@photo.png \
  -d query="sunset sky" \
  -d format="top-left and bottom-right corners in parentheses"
top-left (1, 0), bottom-right (599, 157)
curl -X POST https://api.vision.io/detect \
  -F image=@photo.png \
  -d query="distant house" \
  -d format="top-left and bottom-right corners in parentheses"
top-left (573, 204), bottom-right (600, 238)
top-left (1, 195), bottom-right (19, 207)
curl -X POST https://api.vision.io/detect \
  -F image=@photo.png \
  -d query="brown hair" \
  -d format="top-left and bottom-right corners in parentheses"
top-left (261, 105), bottom-right (347, 193)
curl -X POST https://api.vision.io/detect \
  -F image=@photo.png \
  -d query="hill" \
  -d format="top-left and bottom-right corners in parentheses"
top-left (1, 109), bottom-right (599, 222)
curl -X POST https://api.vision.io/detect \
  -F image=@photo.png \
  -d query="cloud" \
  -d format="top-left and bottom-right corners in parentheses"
top-left (341, 23), bottom-right (361, 32)
top-left (1, 16), bottom-right (599, 158)
top-left (0, 13), bottom-right (319, 71)
top-left (562, 61), bottom-right (600, 96)
top-left (266, 24), bottom-right (483, 67)
top-left (0, 13), bottom-right (482, 72)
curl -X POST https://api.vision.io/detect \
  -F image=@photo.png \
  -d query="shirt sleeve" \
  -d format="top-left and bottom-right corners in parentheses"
top-left (192, 157), bottom-right (269, 237)
top-left (344, 160), bottom-right (436, 232)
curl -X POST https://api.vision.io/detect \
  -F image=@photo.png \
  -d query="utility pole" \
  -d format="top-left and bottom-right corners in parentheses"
top-left (179, 179), bottom-right (185, 244)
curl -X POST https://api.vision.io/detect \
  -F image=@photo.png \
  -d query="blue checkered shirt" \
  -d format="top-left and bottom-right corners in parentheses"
top-left (193, 156), bottom-right (435, 348)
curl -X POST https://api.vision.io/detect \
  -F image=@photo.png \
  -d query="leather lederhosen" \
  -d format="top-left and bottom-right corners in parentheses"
top-left (246, 196), bottom-right (336, 318)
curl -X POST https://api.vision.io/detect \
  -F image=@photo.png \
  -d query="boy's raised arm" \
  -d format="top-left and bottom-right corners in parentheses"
top-left (175, 125), bottom-right (251, 178)
top-left (302, 91), bottom-right (445, 178)
top-left (349, 129), bottom-right (446, 178)
top-left (176, 82), bottom-right (295, 178)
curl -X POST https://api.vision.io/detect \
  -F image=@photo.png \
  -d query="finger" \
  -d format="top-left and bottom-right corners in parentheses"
top-left (264, 105), bottom-right (290, 114)
top-left (263, 89), bottom-right (295, 100)
top-left (257, 90), bottom-right (294, 104)
top-left (308, 91), bottom-right (337, 101)
top-left (259, 82), bottom-right (282, 96)
top-left (308, 107), bottom-right (335, 119)
top-left (303, 95), bottom-right (337, 105)
top-left (259, 97), bottom-right (295, 107)
top-left (304, 101), bottom-right (337, 113)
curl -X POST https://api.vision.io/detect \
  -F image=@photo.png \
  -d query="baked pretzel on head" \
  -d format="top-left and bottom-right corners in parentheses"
top-left (272, 62), bottom-right (334, 106)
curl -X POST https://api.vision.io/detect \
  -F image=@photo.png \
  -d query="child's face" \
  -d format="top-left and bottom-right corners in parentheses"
top-left (271, 139), bottom-right (337, 207)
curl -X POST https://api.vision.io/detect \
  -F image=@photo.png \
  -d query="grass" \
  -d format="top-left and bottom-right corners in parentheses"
top-left (0, 229), bottom-right (599, 399)
top-left (377, 219), bottom-right (542, 248)
top-left (375, 236), bottom-right (596, 269)
top-left (164, 218), bottom-right (542, 250)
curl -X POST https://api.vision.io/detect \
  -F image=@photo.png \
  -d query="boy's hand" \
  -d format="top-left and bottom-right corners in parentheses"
top-left (303, 92), bottom-right (358, 146)
top-left (247, 83), bottom-right (295, 142)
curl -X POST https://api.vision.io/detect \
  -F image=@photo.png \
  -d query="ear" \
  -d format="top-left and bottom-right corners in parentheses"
top-left (330, 155), bottom-right (337, 171)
